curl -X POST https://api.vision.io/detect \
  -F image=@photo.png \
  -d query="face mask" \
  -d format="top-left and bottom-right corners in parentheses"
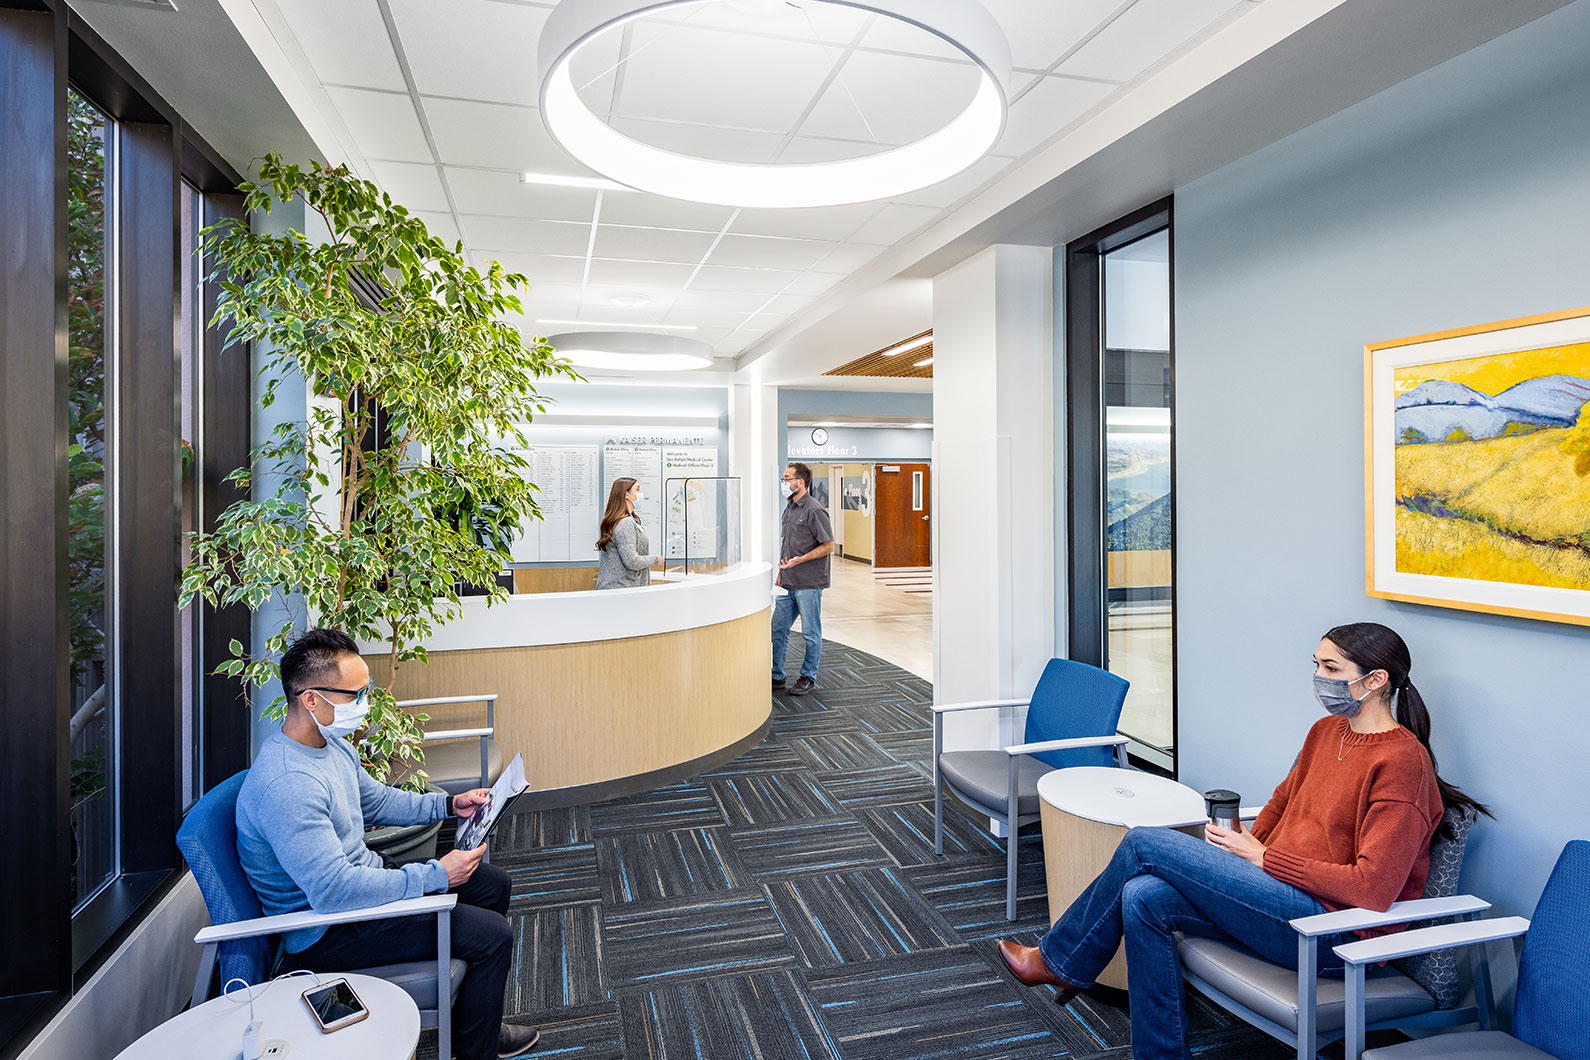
top-left (781, 481), bottom-right (795, 498)
top-left (633, 490), bottom-right (644, 502)
top-left (1312, 673), bottom-right (1376, 717)
top-left (312, 686), bottom-right (371, 740)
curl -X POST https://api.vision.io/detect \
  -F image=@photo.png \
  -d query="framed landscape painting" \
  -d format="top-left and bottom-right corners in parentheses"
top-left (1365, 306), bottom-right (1590, 626)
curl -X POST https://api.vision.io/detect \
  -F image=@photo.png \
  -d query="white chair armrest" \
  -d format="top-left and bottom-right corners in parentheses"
top-left (1289, 894), bottom-right (1491, 937)
top-left (932, 698), bottom-right (1031, 715)
top-left (194, 894), bottom-right (459, 945)
top-left (1155, 805), bottom-right (1267, 831)
top-left (421, 727), bottom-right (494, 742)
top-left (396, 695), bottom-right (498, 709)
top-left (1333, 916), bottom-right (1530, 966)
top-left (1004, 735), bottom-right (1128, 756)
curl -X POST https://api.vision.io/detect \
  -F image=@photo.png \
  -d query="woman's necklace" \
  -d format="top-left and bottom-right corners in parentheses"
top-left (1338, 718), bottom-right (1372, 761)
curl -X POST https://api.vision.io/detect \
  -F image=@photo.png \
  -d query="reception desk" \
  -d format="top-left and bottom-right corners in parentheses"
top-left (359, 562), bottom-right (774, 807)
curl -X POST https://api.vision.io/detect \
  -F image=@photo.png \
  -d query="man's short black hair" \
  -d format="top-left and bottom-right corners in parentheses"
top-left (280, 628), bottom-right (360, 699)
top-left (787, 462), bottom-right (812, 491)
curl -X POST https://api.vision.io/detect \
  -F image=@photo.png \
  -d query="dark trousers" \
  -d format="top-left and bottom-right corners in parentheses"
top-left (286, 862), bottom-right (513, 1060)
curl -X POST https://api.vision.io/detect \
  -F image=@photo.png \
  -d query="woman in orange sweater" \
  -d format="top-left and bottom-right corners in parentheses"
top-left (997, 622), bottom-right (1488, 1060)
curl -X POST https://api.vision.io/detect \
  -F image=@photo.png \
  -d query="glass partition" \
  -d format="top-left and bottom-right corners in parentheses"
top-left (663, 476), bottom-right (742, 574)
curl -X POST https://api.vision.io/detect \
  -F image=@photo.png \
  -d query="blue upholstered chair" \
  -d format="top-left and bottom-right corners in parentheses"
top-left (1338, 838), bottom-right (1590, 1060)
top-left (932, 658), bottom-right (1130, 920)
top-left (176, 771), bottom-right (465, 1059)
top-left (1180, 805), bottom-right (1490, 1060)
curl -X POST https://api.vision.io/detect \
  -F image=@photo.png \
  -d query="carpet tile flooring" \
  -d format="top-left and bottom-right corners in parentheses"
top-left (414, 638), bottom-right (1375, 1060)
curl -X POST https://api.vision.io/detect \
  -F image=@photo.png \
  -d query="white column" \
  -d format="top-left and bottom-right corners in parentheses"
top-left (729, 382), bottom-right (778, 564)
top-left (932, 245), bottom-right (1055, 763)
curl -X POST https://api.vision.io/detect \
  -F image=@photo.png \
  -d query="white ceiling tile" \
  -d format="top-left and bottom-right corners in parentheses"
top-left (773, 137), bottom-right (890, 164)
top-left (873, 0), bottom-right (1127, 71)
top-left (593, 225), bottom-right (718, 263)
top-left (368, 160), bottom-right (450, 212)
top-left (598, 196), bottom-right (734, 231)
top-left (468, 217), bottom-right (592, 257)
top-left (811, 243), bottom-right (887, 272)
top-left (611, 23), bottom-right (833, 132)
top-left (520, 282), bottom-right (589, 306)
top-left (844, 204), bottom-right (941, 245)
top-left (273, 0), bottom-right (406, 91)
top-left (709, 234), bottom-right (836, 271)
top-left (415, 210), bottom-right (462, 246)
top-left (999, 75), bottom-right (1116, 157)
top-left (644, 2), bottom-right (873, 45)
top-left (669, 288), bottom-right (778, 313)
top-left (691, 265), bottom-right (799, 294)
top-left (891, 155), bottom-right (1009, 208)
top-left (730, 202), bottom-right (879, 241)
top-left (445, 168), bottom-right (597, 220)
top-left (324, 87), bottom-right (432, 164)
top-left (483, 254), bottom-right (585, 284)
top-left (586, 259), bottom-right (696, 288)
top-left (752, 293), bottom-right (816, 318)
top-left (854, 13), bottom-right (971, 61)
top-left (424, 98), bottom-right (592, 176)
top-left (609, 117), bottom-right (783, 164)
top-left (568, 26), bottom-right (622, 120)
top-left (799, 51), bottom-right (981, 144)
top-left (782, 271), bottom-right (846, 297)
top-left (1055, 0), bottom-right (1245, 83)
top-left (662, 308), bottom-right (757, 329)
top-left (388, 0), bottom-right (549, 105)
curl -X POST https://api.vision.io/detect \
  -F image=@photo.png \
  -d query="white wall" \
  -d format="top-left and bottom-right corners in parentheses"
top-left (932, 245), bottom-right (1055, 764)
top-left (730, 383), bottom-right (779, 565)
top-left (18, 876), bottom-right (207, 1060)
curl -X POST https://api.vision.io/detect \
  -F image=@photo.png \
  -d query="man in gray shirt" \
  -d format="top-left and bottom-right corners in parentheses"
top-left (236, 628), bottom-right (540, 1059)
top-left (773, 462), bottom-right (835, 695)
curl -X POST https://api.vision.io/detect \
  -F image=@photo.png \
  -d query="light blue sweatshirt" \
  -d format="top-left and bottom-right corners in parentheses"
top-left (237, 730), bottom-right (450, 952)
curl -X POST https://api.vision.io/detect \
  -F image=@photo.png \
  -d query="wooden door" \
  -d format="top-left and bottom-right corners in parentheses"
top-left (872, 463), bottom-right (931, 567)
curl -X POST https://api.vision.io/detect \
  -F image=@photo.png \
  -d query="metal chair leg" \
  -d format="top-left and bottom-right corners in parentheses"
top-left (1006, 757), bottom-right (1019, 921)
top-left (437, 908), bottom-right (452, 1060)
top-left (933, 717), bottom-right (944, 856)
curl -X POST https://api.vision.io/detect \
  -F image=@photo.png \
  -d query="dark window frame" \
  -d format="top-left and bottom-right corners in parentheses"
top-left (0, 2), bottom-right (251, 1053)
top-left (1065, 196), bottom-right (1178, 776)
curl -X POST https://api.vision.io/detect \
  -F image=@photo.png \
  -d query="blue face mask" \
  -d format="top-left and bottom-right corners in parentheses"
top-left (1312, 673), bottom-right (1376, 717)
top-left (312, 685), bottom-right (372, 740)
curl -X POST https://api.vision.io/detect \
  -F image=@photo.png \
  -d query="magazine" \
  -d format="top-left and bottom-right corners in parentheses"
top-left (452, 752), bottom-right (528, 851)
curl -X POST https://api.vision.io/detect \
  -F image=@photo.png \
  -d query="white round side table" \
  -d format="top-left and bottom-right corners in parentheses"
top-left (1037, 766), bottom-right (1207, 989)
top-left (115, 971), bottom-right (420, 1060)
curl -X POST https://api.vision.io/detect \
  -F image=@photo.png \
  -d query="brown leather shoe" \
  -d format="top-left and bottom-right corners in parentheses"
top-left (996, 940), bottom-right (1080, 1003)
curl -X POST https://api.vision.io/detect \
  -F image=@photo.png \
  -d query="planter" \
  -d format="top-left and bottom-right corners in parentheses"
top-left (365, 784), bottom-right (447, 865)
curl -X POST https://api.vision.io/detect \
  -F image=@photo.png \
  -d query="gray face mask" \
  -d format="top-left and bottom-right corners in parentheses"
top-left (1312, 672), bottom-right (1376, 717)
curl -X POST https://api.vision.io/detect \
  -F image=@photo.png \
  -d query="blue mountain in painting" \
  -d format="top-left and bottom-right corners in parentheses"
top-left (1394, 374), bottom-right (1590, 443)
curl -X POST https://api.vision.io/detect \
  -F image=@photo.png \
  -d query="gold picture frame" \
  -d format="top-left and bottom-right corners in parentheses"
top-left (1364, 306), bottom-right (1590, 627)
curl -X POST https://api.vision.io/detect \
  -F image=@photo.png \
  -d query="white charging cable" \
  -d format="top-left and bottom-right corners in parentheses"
top-left (224, 970), bottom-right (322, 1059)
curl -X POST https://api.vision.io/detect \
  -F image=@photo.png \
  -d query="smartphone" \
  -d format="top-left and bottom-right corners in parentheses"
top-left (301, 977), bottom-right (369, 1033)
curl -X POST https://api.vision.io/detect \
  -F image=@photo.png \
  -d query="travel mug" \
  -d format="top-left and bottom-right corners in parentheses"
top-left (1204, 789), bottom-right (1241, 830)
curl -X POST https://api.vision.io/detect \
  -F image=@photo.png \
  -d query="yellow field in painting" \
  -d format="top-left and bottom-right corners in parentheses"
top-left (1395, 427), bottom-right (1590, 590)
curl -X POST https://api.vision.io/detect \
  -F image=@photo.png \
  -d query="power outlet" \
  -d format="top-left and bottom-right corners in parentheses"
top-left (262, 1041), bottom-right (291, 1057)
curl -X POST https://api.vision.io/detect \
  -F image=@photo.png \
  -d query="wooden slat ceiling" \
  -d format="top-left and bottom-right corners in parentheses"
top-left (823, 330), bottom-right (933, 378)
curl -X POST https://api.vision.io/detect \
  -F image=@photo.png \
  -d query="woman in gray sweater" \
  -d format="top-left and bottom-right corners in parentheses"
top-left (595, 476), bottom-right (661, 589)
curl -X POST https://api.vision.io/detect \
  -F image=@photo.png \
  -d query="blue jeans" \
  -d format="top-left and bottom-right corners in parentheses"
top-left (771, 588), bottom-right (823, 681)
top-left (1036, 827), bottom-right (1348, 1060)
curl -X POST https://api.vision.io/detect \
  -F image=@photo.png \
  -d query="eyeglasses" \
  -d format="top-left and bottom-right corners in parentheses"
top-left (305, 682), bottom-right (375, 698)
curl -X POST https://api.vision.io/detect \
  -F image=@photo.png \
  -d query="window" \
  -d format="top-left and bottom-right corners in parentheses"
top-left (1066, 199), bottom-right (1177, 774)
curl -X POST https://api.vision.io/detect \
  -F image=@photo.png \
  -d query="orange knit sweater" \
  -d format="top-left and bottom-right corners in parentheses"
top-left (1249, 716), bottom-right (1442, 934)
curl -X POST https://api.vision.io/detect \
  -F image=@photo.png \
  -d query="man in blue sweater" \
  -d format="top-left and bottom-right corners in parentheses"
top-left (237, 628), bottom-right (537, 1059)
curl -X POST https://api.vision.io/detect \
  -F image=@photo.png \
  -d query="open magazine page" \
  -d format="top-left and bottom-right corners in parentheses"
top-left (453, 752), bottom-right (528, 851)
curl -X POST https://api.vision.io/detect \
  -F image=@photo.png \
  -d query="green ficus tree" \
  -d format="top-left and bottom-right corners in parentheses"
top-left (180, 155), bottom-right (577, 786)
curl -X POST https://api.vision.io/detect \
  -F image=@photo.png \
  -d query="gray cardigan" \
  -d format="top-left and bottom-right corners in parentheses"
top-left (596, 515), bottom-right (656, 589)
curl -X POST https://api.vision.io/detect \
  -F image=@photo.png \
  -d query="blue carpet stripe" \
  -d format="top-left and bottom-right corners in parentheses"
top-left (761, 867), bottom-right (960, 968)
top-left (602, 891), bottom-right (795, 991)
top-left (814, 763), bottom-right (934, 807)
top-left (708, 771), bottom-right (843, 827)
top-left (597, 827), bottom-right (751, 904)
top-left (789, 732), bottom-right (898, 771)
top-left (728, 816), bottom-right (892, 879)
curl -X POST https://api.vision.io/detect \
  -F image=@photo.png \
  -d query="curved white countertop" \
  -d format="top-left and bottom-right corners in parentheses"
top-left (1036, 766), bottom-right (1206, 829)
top-left (356, 561), bottom-right (776, 652)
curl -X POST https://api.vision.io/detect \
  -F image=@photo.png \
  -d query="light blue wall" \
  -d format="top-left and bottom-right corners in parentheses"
top-left (1174, 0), bottom-right (1590, 925)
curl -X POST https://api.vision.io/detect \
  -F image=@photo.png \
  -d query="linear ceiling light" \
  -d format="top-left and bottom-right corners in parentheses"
top-left (548, 331), bottom-right (715, 371)
top-left (537, 0), bottom-right (1011, 208)
top-left (537, 318), bottom-right (698, 330)
top-left (913, 356), bottom-right (933, 367)
top-left (878, 333), bottom-right (932, 357)
top-left (519, 171), bottom-right (636, 192)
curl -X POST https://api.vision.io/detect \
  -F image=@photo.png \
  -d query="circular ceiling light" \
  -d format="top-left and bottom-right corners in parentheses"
top-left (538, 0), bottom-right (1012, 208)
top-left (549, 331), bottom-right (715, 371)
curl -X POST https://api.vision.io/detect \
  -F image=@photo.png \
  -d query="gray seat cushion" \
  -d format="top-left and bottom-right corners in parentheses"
top-left (1179, 936), bottom-right (1434, 1034)
top-left (352, 958), bottom-right (468, 1011)
top-left (938, 751), bottom-right (1051, 817)
top-left (399, 739), bottom-right (503, 795)
top-left (1364, 1031), bottom-right (1560, 1060)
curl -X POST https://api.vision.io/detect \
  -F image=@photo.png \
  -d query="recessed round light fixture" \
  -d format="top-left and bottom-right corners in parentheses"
top-left (609, 293), bottom-right (653, 308)
top-left (537, 0), bottom-right (1012, 208)
top-left (548, 331), bottom-right (715, 371)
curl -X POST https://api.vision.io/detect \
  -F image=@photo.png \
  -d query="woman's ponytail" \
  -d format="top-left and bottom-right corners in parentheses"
top-left (1397, 679), bottom-right (1490, 838)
